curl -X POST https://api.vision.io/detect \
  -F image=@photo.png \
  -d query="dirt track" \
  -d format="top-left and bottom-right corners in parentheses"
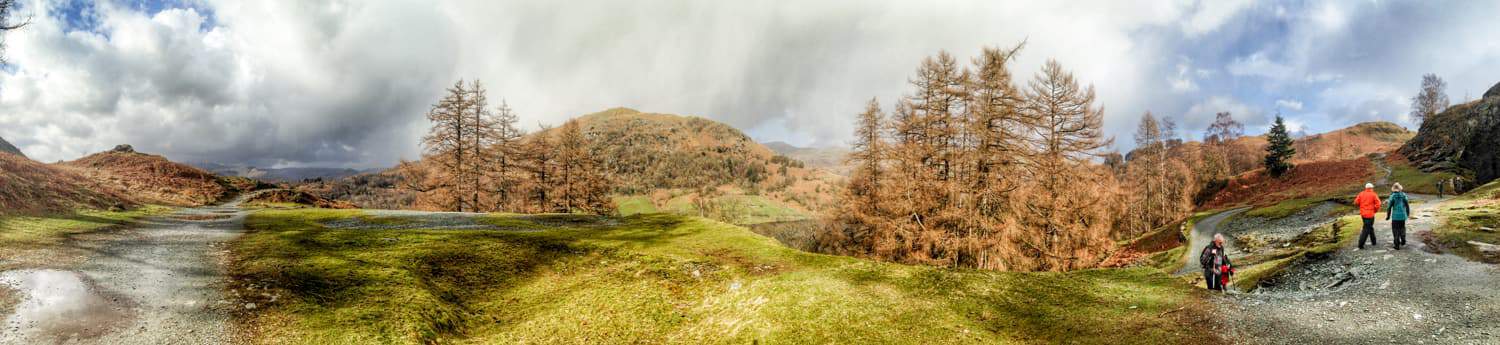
top-left (0, 198), bottom-right (252, 344)
top-left (1219, 197), bottom-right (1500, 344)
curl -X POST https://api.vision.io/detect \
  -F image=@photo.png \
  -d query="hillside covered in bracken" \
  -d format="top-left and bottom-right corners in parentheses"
top-left (0, 152), bottom-right (134, 214)
top-left (59, 145), bottom-right (265, 207)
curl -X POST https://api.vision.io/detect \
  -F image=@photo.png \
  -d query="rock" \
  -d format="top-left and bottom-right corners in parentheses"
top-left (1399, 87), bottom-right (1500, 187)
top-left (1480, 227), bottom-right (1495, 233)
top-left (110, 144), bottom-right (135, 153)
top-left (1467, 241), bottom-right (1500, 253)
top-left (1486, 81), bottom-right (1500, 99)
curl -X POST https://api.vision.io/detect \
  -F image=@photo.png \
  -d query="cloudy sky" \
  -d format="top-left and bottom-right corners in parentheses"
top-left (1, 0), bottom-right (1497, 168)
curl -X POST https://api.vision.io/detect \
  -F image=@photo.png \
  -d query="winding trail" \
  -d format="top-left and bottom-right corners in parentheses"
top-left (1, 195), bottom-right (258, 344)
top-left (1176, 207), bottom-right (1249, 277)
top-left (1221, 196), bottom-right (1500, 344)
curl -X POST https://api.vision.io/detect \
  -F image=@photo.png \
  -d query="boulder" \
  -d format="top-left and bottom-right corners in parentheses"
top-left (110, 144), bottom-right (135, 153)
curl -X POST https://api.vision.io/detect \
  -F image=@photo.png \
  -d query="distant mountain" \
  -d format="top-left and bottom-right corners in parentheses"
top-left (191, 162), bottom-right (368, 182)
top-left (0, 135), bottom-right (23, 158)
top-left (763, 141), bottom-right (851, 175)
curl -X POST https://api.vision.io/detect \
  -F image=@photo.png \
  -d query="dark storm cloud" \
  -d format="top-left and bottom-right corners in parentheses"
top-left (1, 0), bottom-right (1497, 167)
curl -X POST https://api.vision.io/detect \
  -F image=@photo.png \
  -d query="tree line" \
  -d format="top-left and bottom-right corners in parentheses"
top-left (820, 44), bottom-right (1295, 272)
top-left (403, 80), bottom-right (614, 214)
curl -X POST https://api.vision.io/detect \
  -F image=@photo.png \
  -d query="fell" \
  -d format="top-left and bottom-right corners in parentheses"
top-left (1200, 157), bottom-right (1376, 210)
top-left (0, 153), bottom-right (133, 215)
top-left (61, 145), bottom-right (258, 207)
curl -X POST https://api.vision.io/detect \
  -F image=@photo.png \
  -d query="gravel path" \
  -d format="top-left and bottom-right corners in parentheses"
top-left (1220, 197), bottom-right (1500, 344)
top-left (1177, 207), bottom-right (1250, 276)
top-left (0, 194), bottom-right (259, 344)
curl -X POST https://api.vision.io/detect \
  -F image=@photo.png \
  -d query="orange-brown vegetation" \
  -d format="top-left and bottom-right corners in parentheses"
top-left (294, 170), bottom-right (414, 210)
top-left (315, 106), bottom-right (841, 217)
top-left (823, 45), bottom-right (1117, 272)
top-left (403, 80), bottom-right (615, 214)
top-left (1199, 157), bottom-right (1376, 209)
top-left (60, 147), bottom-right (252, 207)
top-left (244, 189), bottom-right (356, 209)
top-left (1291, 122), bottom-right (1411, 163)
top-left (0, 153), bottom-right (133, 214)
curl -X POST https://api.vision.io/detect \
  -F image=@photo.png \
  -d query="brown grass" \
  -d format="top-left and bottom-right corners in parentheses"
top-left (0, 154), bottom-right (134, 215)
top-left (1201, 157), bottom-right (1376, 209)
top-left (62, 151), bottom-right (232, 207)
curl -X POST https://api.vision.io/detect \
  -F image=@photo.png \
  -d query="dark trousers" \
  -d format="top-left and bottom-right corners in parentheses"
top-left (1392, 220), bottom-right (1407, 249)
top-left (1204, 269), bottom-right (1222, 291)
top-left (1358, 217), bottom-right (1377, 248)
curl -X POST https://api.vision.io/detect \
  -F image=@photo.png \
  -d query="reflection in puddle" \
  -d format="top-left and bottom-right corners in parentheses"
top-left (0, 269), bottom-right (132, 342)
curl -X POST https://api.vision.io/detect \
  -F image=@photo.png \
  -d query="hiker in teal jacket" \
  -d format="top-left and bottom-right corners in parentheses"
top-left (1385, 183), bottom-right (1413, 250)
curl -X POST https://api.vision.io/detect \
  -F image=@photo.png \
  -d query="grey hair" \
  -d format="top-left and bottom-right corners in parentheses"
top-left (1393, 182), bottom-right (1404, 192)
top-left (1365, 183), bottom-right (1375, 189)
top-left (1213, 233), bottom-right (1225, 242)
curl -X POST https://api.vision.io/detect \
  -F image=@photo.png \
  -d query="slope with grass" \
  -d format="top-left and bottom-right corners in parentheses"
top-left (1199, 156), bottom-right (1376, 211)
top-left (228, 210), bottom-right (1222, 344)
top-left (1427, 181), bottom-right (1500, 263)
top-left (61, 146), bottom-right (264, 207)
top-left (0, 153), bottom-right (134, 215)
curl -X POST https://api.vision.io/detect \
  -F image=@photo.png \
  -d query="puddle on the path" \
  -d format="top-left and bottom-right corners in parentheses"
top-left (0, 269), bottom-right (133, 341)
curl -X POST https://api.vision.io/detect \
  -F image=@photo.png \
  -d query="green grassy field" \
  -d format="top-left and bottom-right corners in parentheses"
top-left (663, 194), bottom-right (808, 225)
top-left (0, 205), bottom-right (174, 246)
top-left (1386, 159), bottom-right (1457, 195)
top-left (612, 195), bottom-right (659, 216)
top-left (229, 209), bottom-right (1220, 345)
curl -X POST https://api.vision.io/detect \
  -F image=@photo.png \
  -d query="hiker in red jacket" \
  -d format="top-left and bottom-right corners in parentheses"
top-left (1355, 183), bottom-right (1383, 250)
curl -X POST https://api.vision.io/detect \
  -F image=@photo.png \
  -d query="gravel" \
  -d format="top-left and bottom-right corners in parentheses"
top-left (1, 196), bottom-right (253, 344)
top-left (1218, 198), bottom-right (1500, 344)
top-left (1222, 202), bottom-right (1342, 244)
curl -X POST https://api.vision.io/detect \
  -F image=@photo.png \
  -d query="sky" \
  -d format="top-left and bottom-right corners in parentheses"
top-left (0, 0), bottom-right (1497, 169)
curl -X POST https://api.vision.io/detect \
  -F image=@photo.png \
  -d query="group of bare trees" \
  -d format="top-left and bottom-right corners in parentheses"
top-left (404, 80), bottom-right (613, 214)
top-left (822, 43), bottom-right (1293, 272)
top-left (820, 45), bottom-right (1116, 272)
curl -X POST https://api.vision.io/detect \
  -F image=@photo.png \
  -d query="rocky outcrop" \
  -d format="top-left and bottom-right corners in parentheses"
top-left (1398, 81), bottom-right (1500, 190)
top-left (0, 136), bottom-right (23, 158)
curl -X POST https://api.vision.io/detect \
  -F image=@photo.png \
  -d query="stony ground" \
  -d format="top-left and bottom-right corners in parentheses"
top-left (1, 197), bottom-right (254, 344)
top-left (1218, 197), bottom-right (1500, 344)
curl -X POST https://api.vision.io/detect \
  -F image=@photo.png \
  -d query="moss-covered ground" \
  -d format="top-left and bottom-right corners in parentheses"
top-left (229, 209), bottom-right (1222, 344)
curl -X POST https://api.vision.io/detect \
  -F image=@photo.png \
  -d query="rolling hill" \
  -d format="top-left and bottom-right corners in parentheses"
top-left (1217, 121), bottom-right (1413, 163)
top-left (0, 153), bottom-right (134, 214)
top-left (764, 141), bottom-right (852, 176)
top-left (192, 162), bottom-right (367, 183)
top-left (312, 108), bottom-right (841, 221)
top-left (60, 145), bottom-right (264, 207)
